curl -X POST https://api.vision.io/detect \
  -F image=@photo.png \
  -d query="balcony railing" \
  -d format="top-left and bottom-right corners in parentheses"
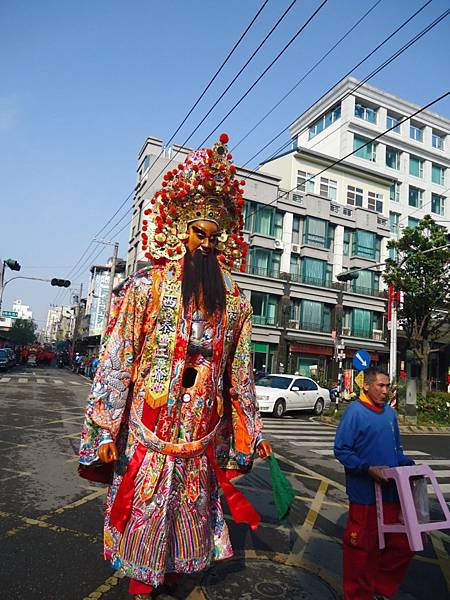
top-left (347, 284), bottom-right (386, 298)
top-left (246, 264), bottom-right (280, 279)
top-left (351, 327), bottom-right (376, 339)
top-left (299, 321), bottom-right (332, 333)
top-left (252, 315), bottom-right (276, 326)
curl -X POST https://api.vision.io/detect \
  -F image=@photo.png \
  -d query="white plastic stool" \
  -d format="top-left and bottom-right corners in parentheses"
top-left (375, 464), bottom-right (450, 551)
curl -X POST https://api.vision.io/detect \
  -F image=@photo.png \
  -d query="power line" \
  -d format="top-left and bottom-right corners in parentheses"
top-left (243, 0), bottom-right (433, 166)
top-left (142, 0), bottom-right (300, 196)
top-left (58, 3), bottom-right (270, 293)
top-left (230, 0), bottom-right (384, 153)
top-left (196, 0), bottom-right (331, 148)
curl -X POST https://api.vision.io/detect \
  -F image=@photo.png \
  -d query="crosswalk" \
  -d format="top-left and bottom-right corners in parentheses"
top-left (262, 417), bottom-right (450, 496)
top-left (0, 374), bottom-right (88, 386)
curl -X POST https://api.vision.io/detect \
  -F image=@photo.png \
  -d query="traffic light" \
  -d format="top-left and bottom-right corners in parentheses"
top-left (51, 278), bottom-right (71, 287)
top-left (4, 258), bottom-right (21, 271)
top-left (336, 269), bottom-right (360, 282)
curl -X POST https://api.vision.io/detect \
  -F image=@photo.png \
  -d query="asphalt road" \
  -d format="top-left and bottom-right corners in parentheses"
top-left (0, 366), bottom-right (449, 600)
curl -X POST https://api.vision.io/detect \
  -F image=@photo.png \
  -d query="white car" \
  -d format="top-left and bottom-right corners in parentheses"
top-left (255, 374), bottom-right (331, 418)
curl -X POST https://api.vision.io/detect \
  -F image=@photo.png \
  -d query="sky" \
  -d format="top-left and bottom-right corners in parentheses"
top-left (1, 0), bottom-right (450, 329)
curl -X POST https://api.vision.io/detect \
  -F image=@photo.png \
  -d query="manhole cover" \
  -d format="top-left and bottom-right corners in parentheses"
top-left (202, 558), bottom-right (338, 600)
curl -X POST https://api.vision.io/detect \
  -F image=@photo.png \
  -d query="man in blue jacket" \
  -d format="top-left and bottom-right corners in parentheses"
top-left (334, 367), bottom-right (414, 600)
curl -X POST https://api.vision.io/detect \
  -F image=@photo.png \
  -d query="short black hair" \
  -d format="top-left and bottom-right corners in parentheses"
top-left (364, 366), bottom-right (389, 384)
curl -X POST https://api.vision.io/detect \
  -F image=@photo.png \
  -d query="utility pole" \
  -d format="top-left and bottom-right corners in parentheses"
top-left (388, 286), bottom-right (398, 382)
top-left (70, 283), bottom-right (83, 358)
top-left (102, 241), bottom-right (119, 337)
top-left (333, 287), bottom-right (345, 412)
top-left (276, 274), bottom-right (291, 374)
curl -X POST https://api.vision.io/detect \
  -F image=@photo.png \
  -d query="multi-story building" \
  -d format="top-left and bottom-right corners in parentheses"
top-left (84, 259), bottom-right (126, 337)
top-left (288, 76), bottom-right (450, 244)
top-left (12, 299), bottom-right (33, 320)
top-left (126, 137), bottom-right (392, 383)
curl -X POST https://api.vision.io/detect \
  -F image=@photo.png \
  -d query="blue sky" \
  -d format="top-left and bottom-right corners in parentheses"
top-left (1, 0), bottom-right (449, 327)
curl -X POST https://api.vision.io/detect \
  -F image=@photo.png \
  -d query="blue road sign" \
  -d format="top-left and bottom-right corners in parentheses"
top-left (353, 349), bottom-right (371, 371)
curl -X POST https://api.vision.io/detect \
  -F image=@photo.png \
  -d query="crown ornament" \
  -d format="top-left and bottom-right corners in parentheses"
top-left (141, 133), bottom-right (248, 271)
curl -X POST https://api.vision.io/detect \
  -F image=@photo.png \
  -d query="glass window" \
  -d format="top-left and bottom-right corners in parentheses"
top-left (352, 308), bottom-right (373, 338)
top-left (244, 200), bottom-right (252, 230)
top-left (354, 135), bottom-right (376, 161)
top-left (249, 249), bottom-right (280, 278)
top-left (386, 146), bottom-right (400, 169)
top-left (432, 131), bottom-right (444, 150)
top-left (389, 212), bottom-right (400, 234)
top-left (353, 230), bottom-right (376, 259)
top-left (408, 186), bottom-right (423, 208)
top-left (431, 193), bottom-right (445, 216)
top-left (368, 191), bottom-right (383, 213)
top-left (254, 204), bottom-right (274, 236)
top-left (297, 170), bottom-right (315, 193)
top-left (390, 182), bottom-right (400, 202)
top-left (300, 300), bottom-right (329, 332)
top-left (343, 229), bottom-right (351, 256)
top-left (354, 101), bottom-right (377, 124)
top-left (303, 217), bottom-right (329, 248)
top-left (386, 113), bottom-right (401, 133)
top-left (351, 270), bottom-right (379, 295)
top-left (256, 375), bottom-right (291, 389)
top-left (432, 164), bottom-right (445, 186)
top-left (301, 258), bottom-right (329, 286)
top-left (409, 155), bottom-right (424, 178)
top-left (290, 253), bottom-right (301, 280)
top-left (320, 177), bottom-right (337, 200)
top-left (292, 215), bottom-right (300, 245)
top-left (408, 217), bottom-right (419, 229)
top-left (251, 292), bottom-right (277, 326)
top-left (274, 211), bottom-right (283, 239)
top-left (347, 185), bottom-right (363, 207)
top-left (410, 123), bottom-right (423, 142)
top-left (308, 103), bottom-right (341, 139)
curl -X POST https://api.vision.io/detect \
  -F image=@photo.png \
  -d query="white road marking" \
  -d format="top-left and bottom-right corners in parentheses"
top-left (18, 378), bottom-right (28, 383)
top-left (36, 378), bottom-right (47, 384)
top-left (0, 377), bottom-right (11, 382)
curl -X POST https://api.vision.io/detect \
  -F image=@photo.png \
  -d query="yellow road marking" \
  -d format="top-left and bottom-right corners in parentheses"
top-left (82, 572), bottom-right (124, 600)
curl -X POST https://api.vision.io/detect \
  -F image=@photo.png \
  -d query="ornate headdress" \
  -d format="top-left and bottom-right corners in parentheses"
top-left (141, 133), bottom-right (248, 270)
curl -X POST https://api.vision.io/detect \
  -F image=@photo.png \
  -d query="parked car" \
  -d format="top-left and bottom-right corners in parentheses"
top-left (0, 349), bottom-right (9, 370)
top-left (255, 374), bottom-right (331, 418)
top-left (4, 348), bottom-right (15, 368)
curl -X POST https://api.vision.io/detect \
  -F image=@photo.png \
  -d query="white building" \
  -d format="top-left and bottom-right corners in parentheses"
top-left (12, 299), bottom-right (33, 320)
top-left (289, 76), bottom-right (450, 242)
top-left (84, 259), bottom-right (126, 337)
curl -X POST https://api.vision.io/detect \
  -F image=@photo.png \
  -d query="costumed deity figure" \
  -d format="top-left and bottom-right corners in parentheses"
top-left (79, 133), bottom-right (272, 599)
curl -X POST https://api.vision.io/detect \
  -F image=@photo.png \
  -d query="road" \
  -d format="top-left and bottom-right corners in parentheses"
top-left (0, 367), bottom-right (449, 600)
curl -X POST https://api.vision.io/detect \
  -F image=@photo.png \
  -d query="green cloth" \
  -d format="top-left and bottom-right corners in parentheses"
top-left (269, 454), bottom-right (295, 519)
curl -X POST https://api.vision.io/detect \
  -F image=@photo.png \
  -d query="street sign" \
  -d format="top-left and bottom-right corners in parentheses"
top-left (2, 310), bottom-right (18, 318)
top-left (353, 349), bottom-right (371, 371)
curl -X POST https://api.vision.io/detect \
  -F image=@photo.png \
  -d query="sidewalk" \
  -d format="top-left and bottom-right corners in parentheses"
top-left (319, 415), bottom-right (450, 434)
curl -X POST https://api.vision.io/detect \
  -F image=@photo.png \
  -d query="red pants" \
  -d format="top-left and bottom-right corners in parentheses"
top-left (128, 573), bottom-right (180, 595)
top-left (343, 502), bottom-right (414, 600)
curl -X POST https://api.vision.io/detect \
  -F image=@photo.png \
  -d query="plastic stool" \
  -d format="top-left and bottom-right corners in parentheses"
top-left (375, 464), bottom-right (450, 552)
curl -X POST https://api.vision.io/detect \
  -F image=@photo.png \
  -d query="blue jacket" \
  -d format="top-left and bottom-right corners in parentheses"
top-left (334, 399), bottom-right (414, 504)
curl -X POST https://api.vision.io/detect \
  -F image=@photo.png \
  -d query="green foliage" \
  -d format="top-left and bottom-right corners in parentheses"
top-left (417, 392), bottom-right (450, 425)
top-left (6, 319), bottom-right (37, 345)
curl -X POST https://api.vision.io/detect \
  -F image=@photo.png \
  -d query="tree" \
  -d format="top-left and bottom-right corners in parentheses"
top-left (7, 319), bottom-right (38, 346)
top-left (384, 215), bottom-right (450, 394)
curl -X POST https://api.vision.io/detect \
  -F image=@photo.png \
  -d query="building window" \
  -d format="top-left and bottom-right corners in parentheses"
top-left (249, 249), bottom-right (280, 278)
top-left (351, 308), bottom-right (373, 338)
top-left (274, 211), bottom-right (283, 239)
top-left (301, 257), bottom-right (331, 287)
top-left (432, 131), bottom-right (444, 150)
top-left (368, 191), bottom-right (383, 213)
top-left (354, 101), bottom-right (377, 124)
top-left (389, 211), bottom-right (400, 234)
top-left (408, 217), bottom-right (419, 229)
top-left (297, 170), bottom-right (315, 193)
top-left (410, 122), bottom-right (423, 142)
top-left (308, 103), bottom-right (341, 139)
top-left (290, 254), bottom-right (301, 280)
top-left (300, 300), bottom-right (331, 333)
top-left (350, 270), bottom-right (380, 296)
top-left (386, 112), bottom-right (401, 133)
top-left (409, 155), bottom-right (424, 178)
top-left (292, 215), bottom-right (300, 245)
top-left (386, 146), bottom-right (400, 170)
top-left (343, 229), bottom-right (351, 256)
top-left (347, 185), bottom-right (363, 207)
top-left (319, 177), bottom-right (337, 201)
top-left (251, 292), bottom-right (278, 326)
top-left (431, 193), bottom-right (445, 216)
top-left (390, 182), bottom-right (400, 202)
top-left (354, 135), bottom-right (376, 162)
top-left (408, 186), bottom-right (423, 208)
top-left (352, 230), bottom-right (376, 260)
top-left (254, 204), bottom-right (274, 236)
top-left (303, 217), bottom-right (330, 248)
top-left (432, 163), bottom-right (445, 186)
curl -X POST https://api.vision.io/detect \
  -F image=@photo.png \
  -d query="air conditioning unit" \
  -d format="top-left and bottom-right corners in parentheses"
top-left (342, 327), bottom-right (352, 336)
top-left (274, 239), bottom-right (284, 250)
top-left (372, 329), bottom-right (383, 341)
top-left (288, 320), bottom-right (299, 329)
top-left (291, 243), bottom-right (300, 254)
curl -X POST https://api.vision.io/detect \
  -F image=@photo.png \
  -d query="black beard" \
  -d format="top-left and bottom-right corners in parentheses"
top-left (182, 249), bottom-right (226, 316)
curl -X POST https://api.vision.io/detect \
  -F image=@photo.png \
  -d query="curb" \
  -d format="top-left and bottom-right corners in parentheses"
top-left (317, 415), bottom-right (450, 434)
